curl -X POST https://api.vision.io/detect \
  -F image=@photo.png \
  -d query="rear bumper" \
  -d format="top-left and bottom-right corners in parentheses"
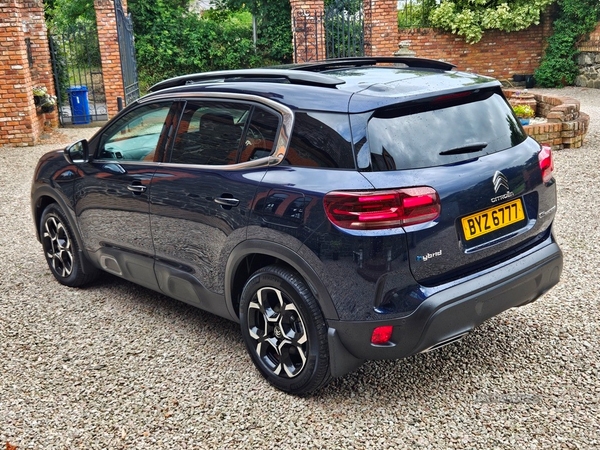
top-left (327, 239), bottom-right (562, 377)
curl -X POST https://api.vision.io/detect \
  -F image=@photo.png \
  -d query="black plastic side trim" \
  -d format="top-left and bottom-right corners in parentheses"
top-left (327, 328), bottom-right (365, 378)
top-left (225, 240), bottom-right (339, 322)
top-left (31, 185), bottom-right (98, 275)
top-left (328, 240), bottom-right (562, 361)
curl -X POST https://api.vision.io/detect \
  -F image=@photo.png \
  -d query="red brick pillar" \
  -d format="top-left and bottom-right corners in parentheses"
top-left (0, 0), bottom-right (55, 146)
top-left (28, 0), bottom-right (58, 129)
top-left (363, 0), bottom-right (399, 57)
top-left (290, 0), bottom-right (326, 62)
top-left (94, 0), bottom-right (125, 119)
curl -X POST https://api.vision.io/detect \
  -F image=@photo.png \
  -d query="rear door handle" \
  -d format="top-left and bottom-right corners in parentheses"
top-left (214, 197), bottom-right (240, 207)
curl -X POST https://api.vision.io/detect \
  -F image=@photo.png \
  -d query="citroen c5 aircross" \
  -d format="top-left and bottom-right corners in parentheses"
top-left (31, 57), bottom-right (563, 394)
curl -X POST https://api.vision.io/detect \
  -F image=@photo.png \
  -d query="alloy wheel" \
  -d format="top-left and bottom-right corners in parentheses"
top-left (42, 215), bottom-right (74, 278)
top-left (247, 286), bottom-right (308, 378)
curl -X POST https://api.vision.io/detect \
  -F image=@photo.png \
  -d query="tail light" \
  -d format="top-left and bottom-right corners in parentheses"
top-left (539, 145), bottom-right (554, 183)
top-left (324, 187), bottom-right (440, 230)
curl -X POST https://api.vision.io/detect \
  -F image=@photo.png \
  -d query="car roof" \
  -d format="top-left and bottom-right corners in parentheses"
top-left (143, 57), bottom-right (501, 114)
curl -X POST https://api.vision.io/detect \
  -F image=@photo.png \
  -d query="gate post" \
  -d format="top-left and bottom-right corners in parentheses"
top-left (362, 1), bottom-right (399, 57)
top-left (94, 0), bottom-right (126, 119)
top-left (290, 0), bottom-right (326, 63)
top-left (0, 0), bottom-right (56, 146)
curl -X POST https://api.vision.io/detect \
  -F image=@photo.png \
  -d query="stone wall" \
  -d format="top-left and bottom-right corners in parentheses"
top-left (576, 22), bottom-right (600, 88)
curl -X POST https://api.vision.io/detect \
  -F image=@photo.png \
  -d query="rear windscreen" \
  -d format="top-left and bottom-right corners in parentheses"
top-left (362, 91), bottom-right (527, 171)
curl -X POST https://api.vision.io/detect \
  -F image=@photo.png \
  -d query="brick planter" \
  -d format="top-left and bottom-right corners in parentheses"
top-left (504, 89), bottom-right (589, 150)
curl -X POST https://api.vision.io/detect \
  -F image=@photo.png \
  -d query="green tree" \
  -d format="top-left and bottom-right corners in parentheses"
top-left (214, 0), bottom-right (292, 63)
top-left (128, 0), bottom-right (266, 91)
top-left (45, 0), bottom-right (96, 28)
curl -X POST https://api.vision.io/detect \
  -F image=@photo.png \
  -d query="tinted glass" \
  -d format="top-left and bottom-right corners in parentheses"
top-left (237, 106), bottom-right (281, 163)
top-left (364, 91), bottom-right (527, 171)
top-left (96, 102), bottom-right (173, 162)
top-left (170, 101), bottom-right (249, 165)
top-left (286, 112), bottom-right (355, 169)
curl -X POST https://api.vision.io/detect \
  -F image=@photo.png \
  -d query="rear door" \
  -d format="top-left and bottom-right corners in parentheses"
top-left (149, 98), bottom-right (282, 315)
top-left (357, 89), bottom-right (557, 286)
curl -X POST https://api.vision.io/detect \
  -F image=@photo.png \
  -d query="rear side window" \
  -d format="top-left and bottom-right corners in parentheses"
top-left (169, 101), bottom-right (280, 166)
top-left (361, 91), bottom-right (527, 171)
top-left (286, 112), bottom-right (355, 169)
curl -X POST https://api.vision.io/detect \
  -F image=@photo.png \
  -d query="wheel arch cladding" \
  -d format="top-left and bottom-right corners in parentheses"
top-left (225, 240), bottom-right (339, 322)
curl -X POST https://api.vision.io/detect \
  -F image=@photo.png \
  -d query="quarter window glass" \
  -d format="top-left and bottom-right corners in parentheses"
top-left (286, 112), bottom-right (355, 169)
top-left (170, 102), bottom-right (249, 166)
top-left (97, 102), bottom-right (173, 162)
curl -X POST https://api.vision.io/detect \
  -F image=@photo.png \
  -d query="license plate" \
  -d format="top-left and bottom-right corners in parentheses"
top-left (461, 199), bottom-right (525, 241)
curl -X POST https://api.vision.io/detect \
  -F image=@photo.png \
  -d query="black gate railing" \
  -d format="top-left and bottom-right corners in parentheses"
top-left (293, 0), bottom-right (365, 62)
top-left (324, 0), bottom-right (364, 59)
top-left (115, 0), bottom-right (139, 106)
top-left (49, 23), bottom-right (107, 125)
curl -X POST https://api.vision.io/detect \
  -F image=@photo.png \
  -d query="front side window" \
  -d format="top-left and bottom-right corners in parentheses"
top-left (96, 102), bottom-right (174, 162)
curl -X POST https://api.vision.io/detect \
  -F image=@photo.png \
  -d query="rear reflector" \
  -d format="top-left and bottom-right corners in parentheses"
top-left (371, 326), bottom-right (394, 345)
top-left (324, 187), bottom-right (440, 230)
top-left (538, 145), bottom-right (554, 183)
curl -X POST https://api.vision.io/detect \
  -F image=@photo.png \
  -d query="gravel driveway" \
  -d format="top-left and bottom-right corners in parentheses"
top-left (1, 88), bottom-right (599, 449)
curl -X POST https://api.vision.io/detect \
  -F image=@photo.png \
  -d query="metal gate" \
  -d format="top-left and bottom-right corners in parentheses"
top-left (49, 23), bottom-right (107, 125)
top-left (293, 0), bottom-right (365, 62)
top-left (115, 0), bottom-right (139, 106)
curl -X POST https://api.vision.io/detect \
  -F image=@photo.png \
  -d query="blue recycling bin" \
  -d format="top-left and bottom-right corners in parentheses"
top-left (68, 86), bottom-right (91, 125)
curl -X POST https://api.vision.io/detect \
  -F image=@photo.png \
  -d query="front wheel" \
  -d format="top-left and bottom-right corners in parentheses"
top-left (40, 203), bottom-right (98, 287)
top-left (239, 265), bottom-right (331, 395)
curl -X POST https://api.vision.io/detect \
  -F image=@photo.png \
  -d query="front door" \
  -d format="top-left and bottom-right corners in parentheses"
top-left (75, 101), bottom-right (176, 290)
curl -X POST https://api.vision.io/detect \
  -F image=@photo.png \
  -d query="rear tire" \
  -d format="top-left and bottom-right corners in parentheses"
top-left (239, 265), bottom-right (331, 395)
top-left (40, 203), bottom-right (98, 287)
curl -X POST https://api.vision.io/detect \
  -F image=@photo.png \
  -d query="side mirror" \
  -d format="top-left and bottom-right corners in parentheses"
top-left (63, 139), bottom-right (89, 164)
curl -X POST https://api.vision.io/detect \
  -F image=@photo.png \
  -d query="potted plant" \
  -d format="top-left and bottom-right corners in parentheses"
top-left (512, 104), bottom-right (535, 125)
top-left (33, 85), bottom-right (57, 113)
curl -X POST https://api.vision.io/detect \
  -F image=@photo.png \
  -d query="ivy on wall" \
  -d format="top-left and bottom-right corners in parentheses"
top-left (428, 0), bottom-right (555, 44)
top-left (535, 0), bottom-right (600, 87)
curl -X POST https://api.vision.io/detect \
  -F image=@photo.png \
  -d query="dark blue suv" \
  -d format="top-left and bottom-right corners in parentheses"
top-left (31, 57), bottom-right (563, 394)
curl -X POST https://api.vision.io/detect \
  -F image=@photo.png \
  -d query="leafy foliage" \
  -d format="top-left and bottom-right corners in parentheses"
top-left (428, 0), bottom-right (555, 43)
top-left (535, 0), bottom-right (600, 87)
top-left (398, 0), bottom-right (437, 29)
top-left (129, 0), bottom-right (292, 92)
top-left (45, 0), bottom-right (96, 28)
top-left (213, 0), bottom-right (293, 63)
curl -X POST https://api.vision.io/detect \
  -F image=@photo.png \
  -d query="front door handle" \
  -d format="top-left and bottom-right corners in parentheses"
top-left (127, 184), bottom-right (147, 194)
top-left (214, 197), bottom-right (240, 207)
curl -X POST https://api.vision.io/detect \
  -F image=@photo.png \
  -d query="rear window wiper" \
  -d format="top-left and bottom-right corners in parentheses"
top-left (439, 142), bottom-right (488, 156)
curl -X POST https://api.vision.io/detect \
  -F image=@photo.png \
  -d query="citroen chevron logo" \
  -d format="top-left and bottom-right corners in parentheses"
top-left (493, 171), bottom-right (509, 193)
